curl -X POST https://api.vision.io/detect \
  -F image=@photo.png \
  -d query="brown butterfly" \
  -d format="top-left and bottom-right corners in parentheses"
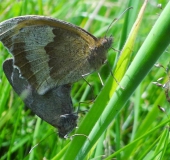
top-left (0, 15), bottom-right (113, 95)
top-left (3, 58), bottom-right (78, 138)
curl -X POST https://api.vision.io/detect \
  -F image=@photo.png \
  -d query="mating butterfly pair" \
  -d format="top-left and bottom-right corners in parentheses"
top-left (0, 16), bottom-right (112, 138)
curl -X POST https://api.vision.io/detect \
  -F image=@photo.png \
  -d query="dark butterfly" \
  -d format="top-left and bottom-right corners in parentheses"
top-left (3, 59), bottom-right (78, 138)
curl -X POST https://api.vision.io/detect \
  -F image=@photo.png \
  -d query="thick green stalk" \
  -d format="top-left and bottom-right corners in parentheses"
top-left (63, 1), bottom-right (170, 159)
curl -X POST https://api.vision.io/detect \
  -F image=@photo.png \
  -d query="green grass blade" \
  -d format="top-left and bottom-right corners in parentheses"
top-left (64, 1), bottom-right (170, 159)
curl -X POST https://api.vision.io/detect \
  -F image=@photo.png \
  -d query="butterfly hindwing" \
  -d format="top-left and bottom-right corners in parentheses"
top-left (3, 58), bottom-right (78, 138)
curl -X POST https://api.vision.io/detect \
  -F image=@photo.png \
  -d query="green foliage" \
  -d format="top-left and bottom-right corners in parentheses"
top-left (0, 0), bottom-right (170, 160)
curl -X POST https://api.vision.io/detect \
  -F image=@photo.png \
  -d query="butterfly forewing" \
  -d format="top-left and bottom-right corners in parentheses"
top-left (0, 15), bottom-right (112, 95)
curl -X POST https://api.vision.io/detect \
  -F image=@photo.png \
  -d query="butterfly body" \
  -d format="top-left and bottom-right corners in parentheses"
top-left (0, 15), bottom-right (113, 95)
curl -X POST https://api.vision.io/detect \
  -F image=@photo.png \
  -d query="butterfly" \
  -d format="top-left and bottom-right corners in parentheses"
top-left (3, 58), bottom-right (78, 138)
top-left (0, 15), bottom-right (113, 95)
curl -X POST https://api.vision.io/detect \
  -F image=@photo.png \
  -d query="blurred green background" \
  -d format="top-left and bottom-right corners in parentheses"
top-left (0, 0), bottom-right (170, 159)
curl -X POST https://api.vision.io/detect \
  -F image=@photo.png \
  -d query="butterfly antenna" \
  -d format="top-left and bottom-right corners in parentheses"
top-left (69, 134), bottom-right (90, 141)
top-left (29, 131), bottom-right (56, 153)
top-left (105, 7), bottom-right (133, 37)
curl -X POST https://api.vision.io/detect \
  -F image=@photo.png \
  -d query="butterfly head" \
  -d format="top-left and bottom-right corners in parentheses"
top-left (57, 113), bottom-right (78, 138)
top-left (88, 36), bottom-right (113, 70)
top-left (101, 36), bottom-right (113, 50)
